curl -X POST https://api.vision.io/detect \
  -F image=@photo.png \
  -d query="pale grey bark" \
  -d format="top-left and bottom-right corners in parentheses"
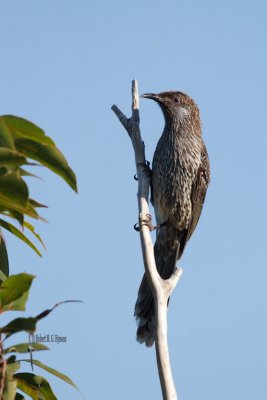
top-left (112, 80), bottom-right (183, 400)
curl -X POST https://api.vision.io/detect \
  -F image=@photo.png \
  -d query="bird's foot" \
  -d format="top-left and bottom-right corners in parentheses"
top-left (134, 160), bottom-right (152, 181)
top-left (134, 216), bottom-right (167, 232)
top-left (134, 214), bottom-right (152, 232)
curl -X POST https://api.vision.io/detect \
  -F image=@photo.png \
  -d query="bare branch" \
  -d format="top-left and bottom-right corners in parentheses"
top-left (112, 80), bottom-right (182, 400)
top-left (111, 105), bottom-right (131, 134)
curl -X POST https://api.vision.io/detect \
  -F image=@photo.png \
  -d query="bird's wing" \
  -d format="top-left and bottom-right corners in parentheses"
top-left (184, 147), bottom-right (210, 245)
top-left (177, 147), bottom-right (210, 259)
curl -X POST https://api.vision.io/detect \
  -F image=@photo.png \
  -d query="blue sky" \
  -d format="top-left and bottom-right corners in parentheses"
top-left (1, 0), bottom-right (267, 398)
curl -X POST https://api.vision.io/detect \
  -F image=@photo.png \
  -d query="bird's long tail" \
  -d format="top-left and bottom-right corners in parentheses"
top-left (134, 226), bottom-right (180, 347)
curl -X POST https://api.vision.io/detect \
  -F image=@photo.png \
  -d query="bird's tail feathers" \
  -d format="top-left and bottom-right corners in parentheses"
top-left (134, 227), bottom-right (179, 347)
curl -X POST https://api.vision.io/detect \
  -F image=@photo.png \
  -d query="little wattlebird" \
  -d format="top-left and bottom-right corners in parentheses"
top-left (134, 91), bottom-right (210, 347)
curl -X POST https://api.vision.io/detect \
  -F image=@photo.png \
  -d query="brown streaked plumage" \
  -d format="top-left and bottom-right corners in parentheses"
top-left (134, 91), bottom-right (210, 347)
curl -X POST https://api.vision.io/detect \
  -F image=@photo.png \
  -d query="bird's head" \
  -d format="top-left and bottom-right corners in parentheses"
top-left (141, 91), bottom-right (201, 131)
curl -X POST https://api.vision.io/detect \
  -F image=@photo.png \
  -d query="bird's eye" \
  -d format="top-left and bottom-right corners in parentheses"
top-left (174, 98), bottom-right (179, 103)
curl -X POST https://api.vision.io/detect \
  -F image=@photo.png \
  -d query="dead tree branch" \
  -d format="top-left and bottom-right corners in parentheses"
top-left (112, 79), bottom-right (182, 400)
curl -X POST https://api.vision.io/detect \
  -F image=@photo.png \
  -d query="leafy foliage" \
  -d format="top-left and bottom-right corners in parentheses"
top-left (0, 273), bottom-right (79, 398)
top-left (0, 236), bottom-right (9, 278)
top-left (15, 373), bottom-right (57, 400)
top-left (0, 115), bottom-right (77, 261)
top-left (19, 360), bottom-right (78, 390)
top-left (0, 273), bottom-right (34, 312)
top-left (4, 343), bottom-right (49, 355)
top-left (0, 115), bottom-right (79, 399)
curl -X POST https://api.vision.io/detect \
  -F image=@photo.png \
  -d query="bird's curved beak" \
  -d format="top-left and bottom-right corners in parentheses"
top-left (140, 93), bottom-right (161, 102)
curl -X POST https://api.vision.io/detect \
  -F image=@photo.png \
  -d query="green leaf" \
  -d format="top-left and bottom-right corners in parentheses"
top-left (7, 355), bottom-right (17, 364)
top-left (0, 206), bottom-right (40, 223)
top-left (0, 273), bottom-right (35, 312)
top-left (1, 210), bottom-right (24, 226)
top-left (23, 222), bottom-right (46, 250)
top-left (0, 219), bottom-right (42, 257)
top-left (4, 343), bottom-right (49, 355)
top-left (0, 166), bottom-right (8, 175)
top-left (0, 171), bottom-right (39, 220)
top-left (5, 292), bottom-right (30, 314)
top-left (19, 168), bottom-right (40, 179)
top-left (3, 360), bottom-right (20, 400)
top-left (2, 115), bottom-right (55, 146)
top-left (2, 380), bottom-right (17, 400)
top-left (0, 233), bottom-right (9, 277)
top-left (20, 359), bottom-right (78, 390)
top-left (1, 115), bottom-right (77, 191)
top-left (15, 381), bottom-right (38, 400)
top-left (0, 270), bottom-right (8, 282)
top-left (6, 359), bottom-right (20, 374)
top-left (0, 172), bottom-right (29, 211)
top-left (14, 138), bottom-right (77, 192)
top-left (0, 148), bottom-right (28, 169)
top-left (35, 300), bottom-right (83, 322)
top-left (28, 199), bottom-right (47, 209)
top-left (15, 393), bottom-right (25, 400)
top-left (0, 317), bottom-right (37, 338)
top-left (23, 204), bottom-right (41, 221)
top-left (0, 117), bottom-right (15, 149)
top-left (14, 373), bottom-right (57, 400)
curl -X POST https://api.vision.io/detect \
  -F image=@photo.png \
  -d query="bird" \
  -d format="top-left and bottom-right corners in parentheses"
top-left (134, 90), bottom-right (210, 347)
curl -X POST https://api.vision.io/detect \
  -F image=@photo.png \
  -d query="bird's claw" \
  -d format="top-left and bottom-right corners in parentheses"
top-left (134, 217), bottom-right (168, 232)
top-left (134, 214), bottom-right (163, 232)
top-left (137, 160), bottom-right (150, 167)
top-left (136, 160), bottom-right (152, 179)
top-left (134, 214), bottom-right (152, 232)
top-left (134, 223), bottom-right (140, 231)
